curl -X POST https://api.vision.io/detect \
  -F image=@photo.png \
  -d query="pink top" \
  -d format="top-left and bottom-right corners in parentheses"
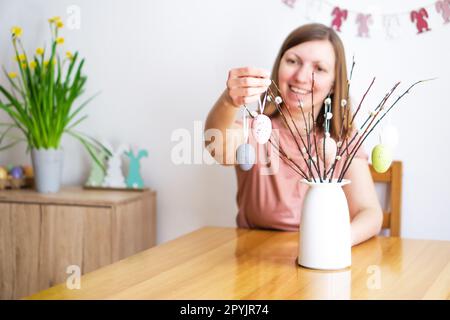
top-left (234, 115), bottom-right (368, 231)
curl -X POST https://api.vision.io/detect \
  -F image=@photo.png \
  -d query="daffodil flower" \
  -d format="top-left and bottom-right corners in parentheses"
top-left (56, 37), bottom-right (64, 45)
top-left (66, 51), bottom-right (73, 60)
top-left (21, 62), bottom-right (27, 69)
top-left (18, 54), bottom-right (26, 61)
top-left (11, 26), bottom-right (23, 38)
top-left (8, 72), bottom-right (17, 79)
top-left (36, 47), bottom-right (44, 55)
top-left (48, 16), bottom-right (61, 24)
top-left (30, 61), bottom-right (37, 69)
top-left (56, 21), bottom-right (64, 28)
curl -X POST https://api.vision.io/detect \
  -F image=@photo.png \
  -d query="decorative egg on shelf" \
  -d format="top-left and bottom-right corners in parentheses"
top-left (236, 143), bottom-right (256, 171)
top-left (10, 166), bottom-right (24, 179)
top-left (371, 144), bottom-right (393, 173)
top-left (0, 166), bottom-right (8, 180)
top-left (22, 165), bottom-right (34, 178)
top-left (252, 114), bottom-right (272, 144)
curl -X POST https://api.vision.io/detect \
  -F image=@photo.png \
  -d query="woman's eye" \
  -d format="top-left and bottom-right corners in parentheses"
top-left (316, 66), bottom-right (326, 72)
top-left (286, 58), bottom-right (296, 64)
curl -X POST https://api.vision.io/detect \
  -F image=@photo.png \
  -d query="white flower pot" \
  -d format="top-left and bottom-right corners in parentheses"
top-left (31, 148), bottom-right (64, 193)
top-left (298, 179), bottom-right (351, 270)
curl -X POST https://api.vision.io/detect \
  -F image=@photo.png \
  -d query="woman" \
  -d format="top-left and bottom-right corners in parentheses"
top-left (204, 23), bottom-right (382, 246)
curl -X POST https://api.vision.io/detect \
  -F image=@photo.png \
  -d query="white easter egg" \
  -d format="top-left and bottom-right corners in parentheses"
top-left (317, 136), bottom-right (337, 166)
top-left (236, 143), bottom-right (256, 171)
top-left (371, 144), bottom-right (393, 173)
top-left (252, 114), bottom-right (272, 144)
top-left (380, 124), bottom-right (399, 149)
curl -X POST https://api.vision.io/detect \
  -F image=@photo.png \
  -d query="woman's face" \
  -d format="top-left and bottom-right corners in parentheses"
top-left (278, 40), bottom-right (336, 115)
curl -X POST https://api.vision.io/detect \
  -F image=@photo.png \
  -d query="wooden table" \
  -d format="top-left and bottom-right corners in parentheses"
top-left (27, 227), bottom-right (450, 300)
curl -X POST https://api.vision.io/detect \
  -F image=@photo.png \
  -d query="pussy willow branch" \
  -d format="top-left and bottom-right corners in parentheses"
top-left (244, 104), bottom-right (307, 177)
top-left (338, 79), bottom-right (432, 181)
top-left (350, 77), bottom-right (376, 126)
top-left (327, 81), bottom-right (398, 180)
top-left (337, 83), bottom-right (400, 181)
top-left (310, 72), bottom-right (323, 182)
top-left (270, 93), bottom-right (315, 180)
top-left (269, 82), bottom-right (320, 181)
top-left (337, 81), bottom-right (400, 163)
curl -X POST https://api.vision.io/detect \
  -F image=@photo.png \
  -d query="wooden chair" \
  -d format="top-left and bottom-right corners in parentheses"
top-left (369, 161), bottom-right (402, 237)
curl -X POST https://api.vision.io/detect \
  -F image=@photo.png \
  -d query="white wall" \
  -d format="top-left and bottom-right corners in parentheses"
top-left (0, 0), bottom-right (449, 243)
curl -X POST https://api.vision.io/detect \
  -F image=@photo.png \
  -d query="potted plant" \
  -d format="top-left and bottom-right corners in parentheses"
top-left (0, 17), bottom-right (109, 193)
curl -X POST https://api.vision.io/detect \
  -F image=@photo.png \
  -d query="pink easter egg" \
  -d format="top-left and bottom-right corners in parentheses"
top-left (252, 114), bottom-right (272, 144)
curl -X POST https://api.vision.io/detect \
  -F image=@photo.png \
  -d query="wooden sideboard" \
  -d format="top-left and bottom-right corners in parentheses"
top-left (0, 186), bottom-right (156, 299)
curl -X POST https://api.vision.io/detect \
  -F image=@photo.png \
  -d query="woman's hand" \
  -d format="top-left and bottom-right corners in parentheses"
top-left (226, 67), bottom-right (272, 108)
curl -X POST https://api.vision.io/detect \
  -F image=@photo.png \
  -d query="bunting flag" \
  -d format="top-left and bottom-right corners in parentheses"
top-left (281, 0), bottom-right (450, 39)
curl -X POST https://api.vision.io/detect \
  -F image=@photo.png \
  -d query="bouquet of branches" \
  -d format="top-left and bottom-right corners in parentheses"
top-left (244, 61), bottom-right (430, 183)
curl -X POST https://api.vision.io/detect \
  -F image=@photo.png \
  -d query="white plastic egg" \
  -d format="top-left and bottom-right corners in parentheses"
top-left (317, 136), bottom-right (337, 167)
top-left (236, 143), bottom-right (256, 171)
top-left (380, 124), bottom-right (399, 149)
top-left (252, 114), bottom-right (272, 144)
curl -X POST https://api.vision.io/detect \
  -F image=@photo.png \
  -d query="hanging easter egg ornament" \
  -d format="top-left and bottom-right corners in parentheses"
top-left (318, 135), bottom-right (337, 165)
top-left (371, 144), bottom-right (393, 173)
top-left (252, 91), bottom-right (272, 144)
top-left (236, 143), bottom-right (256, 171)
top-left (379, 124), bottom-right (399, 149)
top-left (236, 109), bottom-right (256, 171)
top-left (318, 96), bottom-right (336, 171)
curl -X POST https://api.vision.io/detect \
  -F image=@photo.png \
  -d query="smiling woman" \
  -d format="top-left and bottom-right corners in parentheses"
top-left (204, 23), bottom-right (382, 247)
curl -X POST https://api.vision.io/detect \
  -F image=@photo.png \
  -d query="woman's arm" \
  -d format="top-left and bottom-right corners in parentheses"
top-left (204, 67), bottom-right (271, 165)
top-left (342, 158), bottom-right (383, 246)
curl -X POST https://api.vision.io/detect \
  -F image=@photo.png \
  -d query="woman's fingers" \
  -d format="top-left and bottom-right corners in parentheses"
top-left (226, 67), bottom-right (271, 107)
top-left (233, 94), bottom-right (264, 106)
top-left (227, 76), bottom-right (272, 89)
top-left (228, 67), bottom-right (270, 79)
top-left (229, 86), bottom-right (268, 98)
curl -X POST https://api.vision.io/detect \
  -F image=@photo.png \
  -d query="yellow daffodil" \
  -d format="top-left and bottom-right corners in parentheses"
top-left (66, 51), bottom-right (73, 60)
top-left (11, 26), bottom-right (23, 38)
top-left (30, 61), bottom-right (37, 69)
top-left (36, 47), bottom-right (44, 55)
top-left (15, 53), bottom-right (26, 62)
top-left (44, 58), bottom-right (56, 67)
top-left (8, 72), bottom-right (17, 79)
top-left (21, 62), bottom-right (27, 68)
top-left (48, 16), bottom-right (61, 24)
top-left (56, 37), bottom-right (64, 45)
top-left (56, 21), bottom-right (64, 28)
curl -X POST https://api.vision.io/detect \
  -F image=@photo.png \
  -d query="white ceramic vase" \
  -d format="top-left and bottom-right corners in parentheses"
top-left (298, 179), bottom-right (351, 270)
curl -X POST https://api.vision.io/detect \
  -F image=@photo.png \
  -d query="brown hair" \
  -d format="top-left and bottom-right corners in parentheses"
top-left (265, 23), bottom-right (351, 140)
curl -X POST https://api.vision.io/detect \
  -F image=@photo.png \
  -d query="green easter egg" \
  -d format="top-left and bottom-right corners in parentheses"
top-left (371, 144), bottom-right (392, 173)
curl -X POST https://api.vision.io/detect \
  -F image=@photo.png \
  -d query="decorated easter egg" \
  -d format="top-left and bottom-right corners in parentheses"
top-left (22, 165), bottom-right (34, 178)
top-left (317, 136), bottom-right (337, 165)
top-left (252, 114), bottom-right (272, 144)
top-left (236, 143), bottom-right (256, 171)
top-left (10, 166), bottom-right (24, 179)
top-left (380, 124), bottom-right (399, 149)
top-left (371, 144), bottom-right (392, 173)
top-left (0, 167), bottom-right (7, 179)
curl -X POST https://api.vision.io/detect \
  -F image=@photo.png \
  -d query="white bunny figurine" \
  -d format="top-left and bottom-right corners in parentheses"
top-left (102, 141), bottom-right (129, 188)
